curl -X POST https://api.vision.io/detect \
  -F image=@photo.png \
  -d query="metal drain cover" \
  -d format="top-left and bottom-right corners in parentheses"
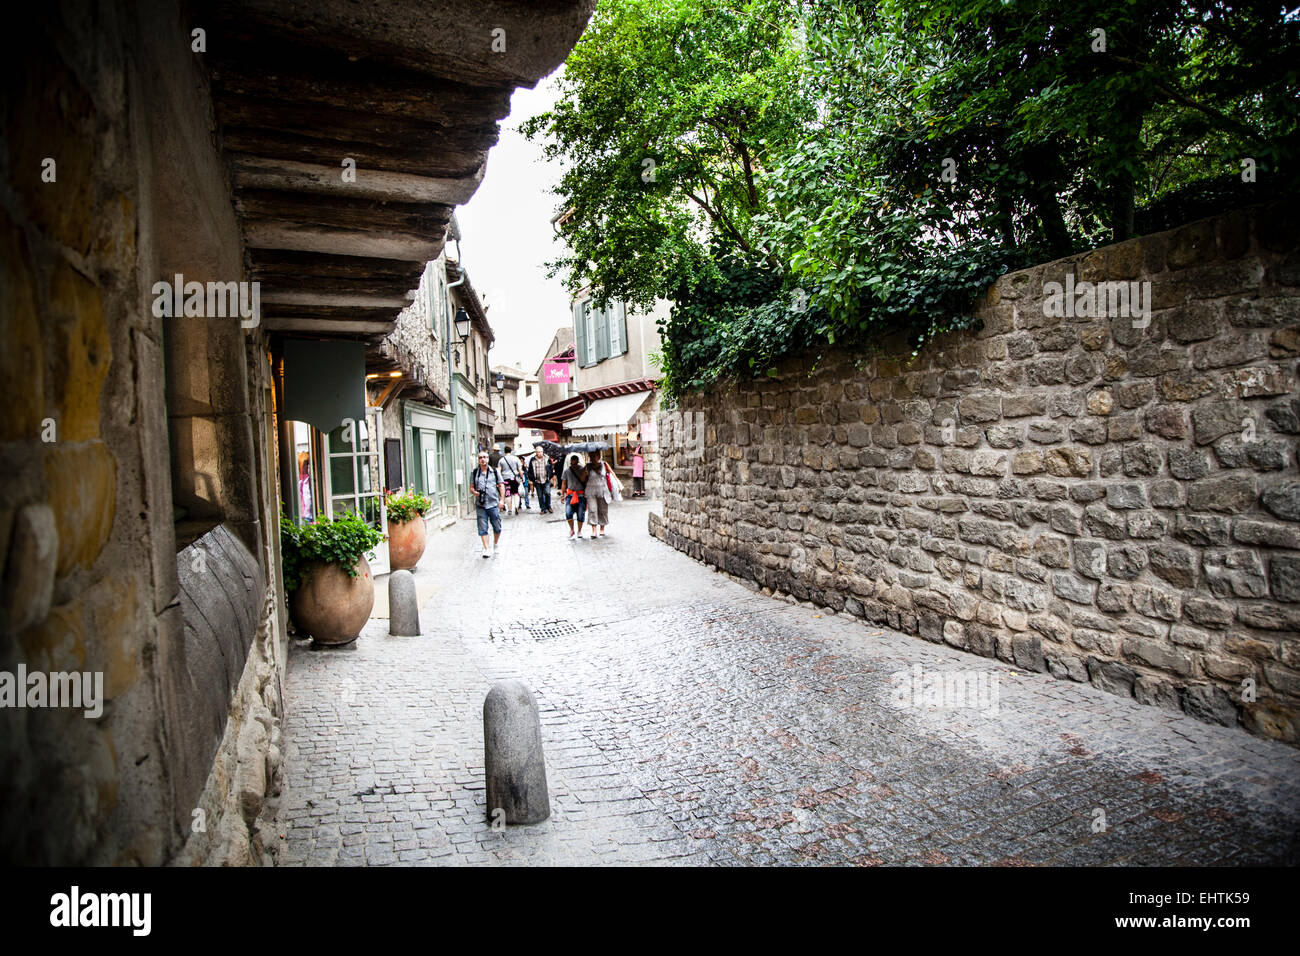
top-left (524, 620), bottom-right (579, 641)
top-left (489, 619), bottom-right (585, 643)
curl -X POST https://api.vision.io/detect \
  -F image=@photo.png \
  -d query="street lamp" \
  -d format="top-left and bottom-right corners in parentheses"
top-left (495, 372), bottom-right (509, 438)
top-left (454, 307), bottom-right (471, 341)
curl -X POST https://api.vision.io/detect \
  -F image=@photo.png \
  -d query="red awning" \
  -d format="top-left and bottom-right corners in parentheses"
top-left (518, 378), bottom-right (657, 433)
top-left (580, 378), bottom-right (657, 402)
top-left (516, 395), bottom-right (585, 431)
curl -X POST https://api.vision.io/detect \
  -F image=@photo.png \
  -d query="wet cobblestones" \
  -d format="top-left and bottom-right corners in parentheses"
top-left (277, 501), bottom-right (1300, 866)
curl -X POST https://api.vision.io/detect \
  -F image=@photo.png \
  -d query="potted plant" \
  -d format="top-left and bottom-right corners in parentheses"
top-left (384, 488), bottom-right (432, 571)
top-left (281, 510), bottom-right (385, 647)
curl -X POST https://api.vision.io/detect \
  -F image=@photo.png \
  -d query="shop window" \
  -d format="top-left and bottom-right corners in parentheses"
top-left (291, 420), bottom-right (319, 523)
top-left (325, 412), bottom-right (381, 526)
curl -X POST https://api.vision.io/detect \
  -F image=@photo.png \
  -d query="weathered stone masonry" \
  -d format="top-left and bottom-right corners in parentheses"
top-left (653, 202), bottom-right (1300, 744)
top-left (1, 0), bottom-right (592, 864)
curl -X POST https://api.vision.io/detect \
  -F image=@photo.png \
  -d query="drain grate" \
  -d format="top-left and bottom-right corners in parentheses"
top-left (489, 618), bottom-right (591, 643)
top-left (525, 620), bottom-right (580, 641)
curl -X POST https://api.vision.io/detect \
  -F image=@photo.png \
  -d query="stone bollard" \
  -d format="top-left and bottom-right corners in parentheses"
top-left (483, 680), bottom-right (550, 825)
top-left (388, 570), bottom-right (420, 636)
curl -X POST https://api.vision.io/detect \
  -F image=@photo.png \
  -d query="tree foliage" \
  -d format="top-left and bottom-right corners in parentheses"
top-left (525, 0), bottom-right (1300, 397)
top-left (521, 0), bottom-right (806, 311)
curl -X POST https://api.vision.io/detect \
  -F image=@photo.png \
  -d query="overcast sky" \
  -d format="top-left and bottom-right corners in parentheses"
top-left (456, 69), bottom-right (572, 376)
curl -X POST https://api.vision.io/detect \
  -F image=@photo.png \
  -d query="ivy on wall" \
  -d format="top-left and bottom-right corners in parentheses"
top-left (526, 0), bottom-right (1300, 398)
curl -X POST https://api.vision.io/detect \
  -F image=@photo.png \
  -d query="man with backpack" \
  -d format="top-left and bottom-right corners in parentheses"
top-left (470, 450), bottom-right (506, 557)
top-left (498, 445), bottom-right (523, 516)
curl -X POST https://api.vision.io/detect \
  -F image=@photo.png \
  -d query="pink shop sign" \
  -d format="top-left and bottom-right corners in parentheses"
top-left (543, 362), bottom-right (571, 384)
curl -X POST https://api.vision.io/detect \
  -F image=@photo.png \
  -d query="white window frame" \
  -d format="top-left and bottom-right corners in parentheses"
top-left (323, 410), bottom-right (382, 526)
top-left (608, 301), bottom-right (624, 356)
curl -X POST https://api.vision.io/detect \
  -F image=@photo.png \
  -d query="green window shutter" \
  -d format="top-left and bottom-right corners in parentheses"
top-left (583, 300), bottom-right (598, 366)
top-left (573, 298), bottom-right (588, 367)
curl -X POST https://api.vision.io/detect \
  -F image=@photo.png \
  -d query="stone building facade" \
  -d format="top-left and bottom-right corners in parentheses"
top-left (654, 203), bottom-right (1300, 744)
top-left (447, 262), bottom-right (498, 455)
top-left (375, 254), bottom-right (453, 451)
top-left (1, 0), bottom-right (288, 866)
top-left (567, 296), bottom-right (668, 497)
top-left (372, 252), bottom-right (475, 521)
top-left (491, 365), bottom-right (525, 452)
top-left (0, 0), bottom-right (590, 864)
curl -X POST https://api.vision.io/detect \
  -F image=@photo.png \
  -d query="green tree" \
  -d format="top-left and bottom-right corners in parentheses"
top-left (530, 0), bottom-right (1299, 398)
top-left (522, 0), bottom-right (808, 311)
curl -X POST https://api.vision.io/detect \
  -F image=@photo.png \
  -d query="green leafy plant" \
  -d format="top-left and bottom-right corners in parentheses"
top-left (527, 0), bottom-right (1299, 399)
top-left (384, 489), bottom-right (432, 524)
top-left (280, 510), bottom-right (385, 592)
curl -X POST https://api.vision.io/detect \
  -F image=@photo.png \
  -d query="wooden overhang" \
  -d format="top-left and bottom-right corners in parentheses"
top-left (580, 378), bottom-right (658, 401)
top-left (200, 0), bottom-right (595, 342)
top-left (365, 339), bottom-right (448, 408)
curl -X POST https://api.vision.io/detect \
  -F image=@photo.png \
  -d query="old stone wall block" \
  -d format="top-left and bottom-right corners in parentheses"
top-left (658, 202), bottom-right (1300, 745)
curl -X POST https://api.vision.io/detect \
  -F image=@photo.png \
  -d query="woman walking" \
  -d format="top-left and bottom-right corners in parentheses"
top-left (561, 454), bottom-right (587, 540)
top-left (584, 450), bottom-right (611, 539)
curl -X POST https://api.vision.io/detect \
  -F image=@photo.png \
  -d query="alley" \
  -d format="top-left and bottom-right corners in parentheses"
top-left (276, 502), bottom-right (1300, 866)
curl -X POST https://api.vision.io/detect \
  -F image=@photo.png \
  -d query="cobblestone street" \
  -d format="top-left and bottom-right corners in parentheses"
top-left (277, 500), bottom-right (1300, 866)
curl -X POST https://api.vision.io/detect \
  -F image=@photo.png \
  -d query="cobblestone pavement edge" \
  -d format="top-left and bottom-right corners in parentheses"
top-left (275, 501), bottom-right (1300, 866)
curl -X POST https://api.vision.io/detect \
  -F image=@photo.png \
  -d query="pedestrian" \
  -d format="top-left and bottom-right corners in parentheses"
top-left (520, 466), bottom-right (531, 510)
top-left (631, 442), bottom-right (645, 497)
top-left (561, 454), bottom-right (587, 540)
top-left (549, 452), bottom-right (563, 493)
top-left (527, 446), bottom-right (554, 514)
top-left (469, 450), bottom-right (505, 557)
top-left (606, 452), bottom-right (624, 504)
top-left (499, 445), bottom-right (523, 515)
top-left (584, 450), bottom-right (611, 539)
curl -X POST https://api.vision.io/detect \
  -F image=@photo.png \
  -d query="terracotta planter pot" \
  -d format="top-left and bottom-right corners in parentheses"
top-left (387, 515), bottom-right (427, 571)
top-left (290, 556), bottom-right (374, 647)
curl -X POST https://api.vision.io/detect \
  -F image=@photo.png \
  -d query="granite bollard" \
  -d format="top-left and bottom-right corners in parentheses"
top-left (388, 569), bottom-right (420, 636)
top-left (483, 680), bottom-right (550, 825)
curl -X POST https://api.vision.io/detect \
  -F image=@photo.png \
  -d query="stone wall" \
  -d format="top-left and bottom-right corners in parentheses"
top-left (386, 256), bottom-right (453, 409)
top-left (0, 1), bottom-right (287, 863)
top-left (1, 1), bottom-right (179, 864)
top-left (653, 202), bottom-right (1300, 744)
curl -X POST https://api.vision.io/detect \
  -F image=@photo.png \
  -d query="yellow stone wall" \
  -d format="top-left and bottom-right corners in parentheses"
top-left (0, 3), bottom-right (284, 865)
